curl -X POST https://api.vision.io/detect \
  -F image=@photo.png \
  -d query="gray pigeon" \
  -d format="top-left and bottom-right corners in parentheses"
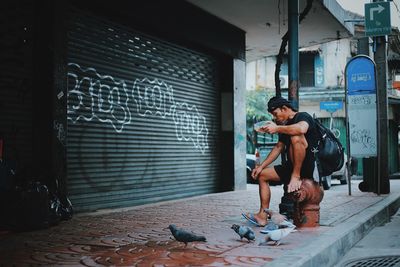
top-left (264, 208), bottom-right (296, 229)
top-left (260, 221), bottom-right (279, 234)
top-left (263, 227), bottom-right (296, 246)
top-left (168, 224), bottom-right (206, 246)
top-left (231, 224), bottom-right (255, 242)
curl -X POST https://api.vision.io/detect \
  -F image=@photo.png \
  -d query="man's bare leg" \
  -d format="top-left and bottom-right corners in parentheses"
top-left (250, 168), bottom-right (280, 226)
top-left (288, 135), bottom-right (308, 193)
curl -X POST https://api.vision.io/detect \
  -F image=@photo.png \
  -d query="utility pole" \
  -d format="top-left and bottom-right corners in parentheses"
top-left (279, 0), bottom-right (299, 219)
top-left (373, 0), bottom-right (390, 194)
top-left (374, 34), bottom-right (390, 194)
top-left (288, 0), bottom-right (299, 109)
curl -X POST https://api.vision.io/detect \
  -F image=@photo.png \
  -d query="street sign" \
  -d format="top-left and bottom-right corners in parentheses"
top-left (345, 55), bottom-right (377, 158)
top-left (320, 101), bottom-right (343, 113)
top-left (346, 56), bottom-right (376, 95)
top-left (365, 2), bottom-right (391, 37)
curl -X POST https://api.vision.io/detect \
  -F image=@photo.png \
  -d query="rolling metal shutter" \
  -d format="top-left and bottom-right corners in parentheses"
top-left (67, 10), bottom-right (221, 211)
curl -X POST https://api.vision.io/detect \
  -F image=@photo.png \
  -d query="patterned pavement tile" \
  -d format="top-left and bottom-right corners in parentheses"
top-left (0, 181), bottom-right (397, 266)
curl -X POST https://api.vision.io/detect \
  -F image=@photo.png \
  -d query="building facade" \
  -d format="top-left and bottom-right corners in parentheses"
top-left (246, 36), bottom-right (400, 175)
top-left (0, 0), bottom-right (247, 212)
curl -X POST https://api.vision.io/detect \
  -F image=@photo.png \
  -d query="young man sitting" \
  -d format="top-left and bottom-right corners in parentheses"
top-left (243, 96), bottom-right (318, 227)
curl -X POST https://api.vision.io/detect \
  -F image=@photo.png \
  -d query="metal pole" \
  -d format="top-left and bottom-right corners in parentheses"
top-left (344, 73), bottom-right (351, 196)
top-left (288, 0), bottom-right (299, 109)
top-left (374, 34), bottom-right (390, 194)
top-left (279, 0), bottom-right (299, 219)
top-left (373, 0), bottom-right (390, 195)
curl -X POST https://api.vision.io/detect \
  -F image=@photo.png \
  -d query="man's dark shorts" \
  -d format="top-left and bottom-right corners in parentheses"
top-left (274, 158), bottom-right (315, 185)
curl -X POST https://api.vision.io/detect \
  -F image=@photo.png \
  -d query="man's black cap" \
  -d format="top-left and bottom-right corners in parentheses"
top-left (267, 96), bottom-right (297, 113)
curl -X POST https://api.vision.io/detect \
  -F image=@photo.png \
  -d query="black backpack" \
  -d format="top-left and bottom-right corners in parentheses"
top-left (313, 118), bottom-right (345, 177)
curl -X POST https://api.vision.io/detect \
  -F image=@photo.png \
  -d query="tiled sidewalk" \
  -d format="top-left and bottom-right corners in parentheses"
top-left (0, 180), bottom-right (398, 266)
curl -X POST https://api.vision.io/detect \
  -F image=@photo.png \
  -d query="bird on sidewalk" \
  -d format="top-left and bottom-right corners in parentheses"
top-left (264, 208), bottom-right (296, 229)
top-left (260, 221), bottom-right (279, 234)
top-left (231, 224), bottom-right (255, 242)
top-left (168, 224), bottom-right (207, 247)
top-left (262, 227), bottom-right (296, 246)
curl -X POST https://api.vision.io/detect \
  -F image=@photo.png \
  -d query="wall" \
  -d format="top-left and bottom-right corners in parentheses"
top-left (246, 57), bottom-right (277, 90)
top-left (246, 39), bottom-right (353, 91)
top-left (234, 59), bottom-right (247, 190)
top-left (322, 39), bottom-right (351, 88)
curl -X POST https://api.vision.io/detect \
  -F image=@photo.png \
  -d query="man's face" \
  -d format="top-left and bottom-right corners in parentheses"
top-left (270, 107), bottom-right (287, 124)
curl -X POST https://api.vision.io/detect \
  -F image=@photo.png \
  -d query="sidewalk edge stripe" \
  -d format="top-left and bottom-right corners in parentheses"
top-left (264, 192), bottom-right (400, 267)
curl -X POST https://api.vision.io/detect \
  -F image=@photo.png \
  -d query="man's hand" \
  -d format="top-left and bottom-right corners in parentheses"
top-left (260, 121), bottom-right (278, 134)
top-left (288, 175), bottom-right (302, 193)
top-left (251, 166), bottom-right (263, 180)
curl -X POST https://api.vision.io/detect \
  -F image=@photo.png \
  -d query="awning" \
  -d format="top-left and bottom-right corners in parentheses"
top-left (186, 0), bottom-right (354, 62)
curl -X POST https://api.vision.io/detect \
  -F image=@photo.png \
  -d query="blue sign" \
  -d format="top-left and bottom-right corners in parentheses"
top-left (345, 56), bottom-right (376, 95)
top-left (345, 55), bottom-right (378, 157)
top-left (320, 101), bottom-right (343, 112)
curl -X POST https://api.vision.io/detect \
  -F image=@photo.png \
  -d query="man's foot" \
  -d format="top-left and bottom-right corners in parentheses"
top-left (253, 212), bottom-right (268, 226)
top-left (288, 176), bottom-right (302, 193)
top-left (242, 212), bottom-right (267, 227)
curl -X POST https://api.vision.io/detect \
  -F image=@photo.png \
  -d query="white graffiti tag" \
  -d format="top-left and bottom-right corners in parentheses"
top-left (67, 63), bottom-right (131, 133)
top-left (132, 78), bottom-right (176, 118)
top-left (67, 64), bottom-right (209, 154)
top-left (132, 78), bottom-right (209, 153)
top-left (172, 102), bottom-right (209, 153)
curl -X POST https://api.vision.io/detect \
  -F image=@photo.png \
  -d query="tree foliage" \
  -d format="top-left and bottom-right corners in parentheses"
top-left (246, 89), bottom-right (273, 122)
top-left (246, 89), bottom-right (275, 154)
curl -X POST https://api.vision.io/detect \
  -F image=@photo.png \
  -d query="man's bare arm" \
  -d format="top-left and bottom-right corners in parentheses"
top-left (251, 141), bottom-right (285, 179)
top-left (259, 141), bottom-right (285, 169)
top-left (262, 121), bottom-right (309, 136)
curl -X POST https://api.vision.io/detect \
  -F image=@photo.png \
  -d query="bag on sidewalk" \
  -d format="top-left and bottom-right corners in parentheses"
top-left (313, 118), bottom-right (345, 177)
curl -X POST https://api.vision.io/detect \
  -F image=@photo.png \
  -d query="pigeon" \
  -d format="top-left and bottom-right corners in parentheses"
top-left (263, 227), bottom-right (296, 246)
top-left (231, 224), bottom-right (255, 242)
top-left (260, 221), bottom-right (279, 234)
top-left (264, 208), bottom-right (296, 229)
top-left (168, 224), bottom-right (206, 246)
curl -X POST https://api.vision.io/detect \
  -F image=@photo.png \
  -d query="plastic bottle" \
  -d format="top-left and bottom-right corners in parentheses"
top-left (255, 148), bottom-right (260, 167)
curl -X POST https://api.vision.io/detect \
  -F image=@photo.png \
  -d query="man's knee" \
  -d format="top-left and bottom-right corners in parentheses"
top-left (258, 171), bottom-right (268, 182)
top-left (291, 135), bottom-right (308, 148)
top-left (258, 168), bottom-right (279, 183)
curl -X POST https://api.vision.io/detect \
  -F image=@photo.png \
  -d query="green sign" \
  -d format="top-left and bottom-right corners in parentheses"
top-left (365, 2), bottom-right (391, 37)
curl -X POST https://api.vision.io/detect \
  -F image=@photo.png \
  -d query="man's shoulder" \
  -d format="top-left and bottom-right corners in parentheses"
top-left (294, 112), bottom-right (313, 121)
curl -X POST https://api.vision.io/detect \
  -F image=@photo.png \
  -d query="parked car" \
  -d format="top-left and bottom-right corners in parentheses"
top-left (321, 155), bottom-right (358, 190)
top-left (320, 156), bottom-right (347, 190)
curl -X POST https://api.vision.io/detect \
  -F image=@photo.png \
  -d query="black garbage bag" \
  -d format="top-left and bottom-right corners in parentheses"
top-left (15, 181), bottom-right (51, 231)
top-left (0, 178), bottom-right (74, 232)
top-left (49, 192), bottom-right (73, 223)
top-left (49, 178), bottom-right (73, 222)
top-left (49, 193), bottom-right (62, 226)
top-left (15, 182), bottom-right (73, 231)
top-left (59, 195), bottom-right (73, 220)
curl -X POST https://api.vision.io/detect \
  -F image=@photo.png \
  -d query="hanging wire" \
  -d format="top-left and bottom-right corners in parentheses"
top-left (283, 0), bottom-right (286, 26)
top-left (393, 0), bottom-right (400, 13)
top-left (278, 0), bottom-right (281, 34)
